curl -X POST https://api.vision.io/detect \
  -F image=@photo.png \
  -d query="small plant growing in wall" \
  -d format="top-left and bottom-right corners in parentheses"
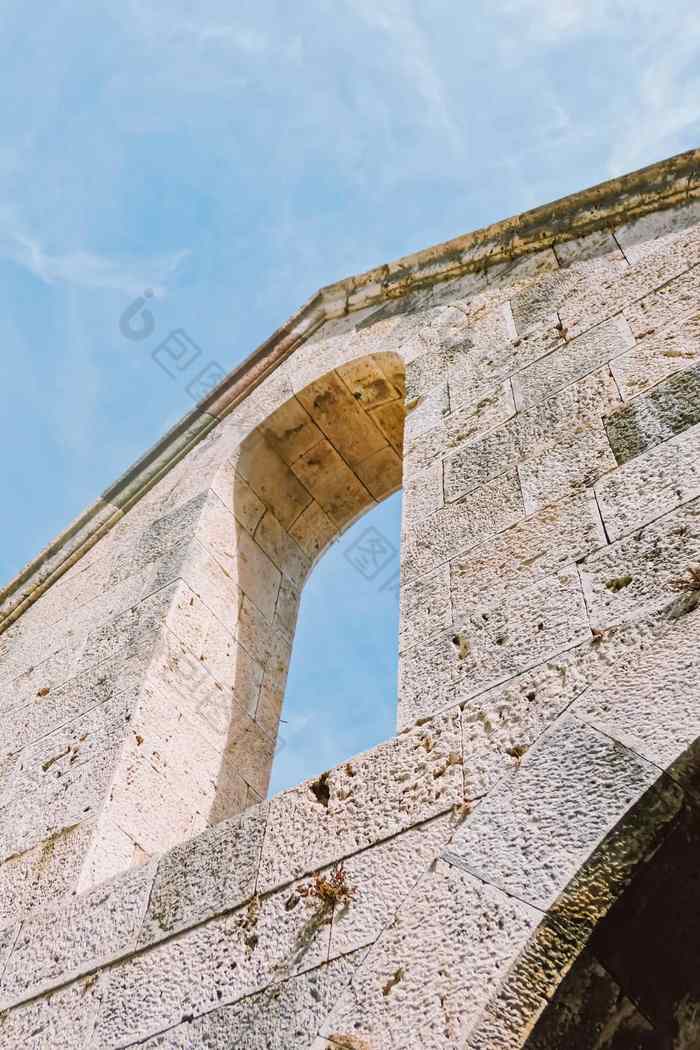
top-left (299, 863), bottom-right (355, 915)
top-left (669, 566), bottom-right (700, 592)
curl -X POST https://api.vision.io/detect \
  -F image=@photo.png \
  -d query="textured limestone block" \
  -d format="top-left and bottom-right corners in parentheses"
top-left (258, 708), bottom-right (463, 892)
top-left (445, 714), bottom-right (662, 910)
top-left (573, 607), bottom-right (700, 773)
top-left (320, 860), bottom-right (540, 1050)
top-left (559, 234), bottom-right (695, 340)
top-left (594, 421), bottom-right (700, 540)
top-left (337, 354), bottom-right (402, 408)
top-left (403, 382), bottom-right (450, 446)
top-left (136, 954), bottom-right (361, 1050)
top-left (368, 396), bottom-right (405, 451)
top-left (605, 360), bottom-right (700, 464)
top-left (2, 636), bottom-right (151, 759)
top-left (611, 310), bottom-right (700, 400)
top-left (259, 395), bottom-right (323, 466)
top-left (615, 198), bottom-right (700, 264)
top-left (0, 738), bottom-right (118, 863)
top-left (178, 544), bottom-right (244, 636)
top-left (291, 438), bottom-right (375, 528)
top-left (237, 431), bottom-right (313, 530)
top-left (0, 971), bottom-right (105, 1049)
top-left (400, 569), bottom-right (590, 726)
top-left (405, 382), bottom-right (515, 477)
top-left (451, 492), bottom-right (605, 615)
top-left (402, 472), bottom-right (523, 581)
top-left (354, 444), bottom-right (402, 501)
top-left (398, 564), bottom-right (451, 653)
top-left (518, 423), bottom-right (617, 515)
top-left (3, 692), bottom-right (130, 809)
top-left (0, 822), bottom-right (96, 928)
top-left (510, 270), bottom-right (583, 335)
top-left (253, 510), bottom-right (310, 587)
top-left (328, 814), bottom-right (454, 960)
top-left (297, 371), bottom-right (389, 468)
top-left (580, 496), bottom-right (700, 628)
top-left (512, 315), bottom-right (635, 410)
top-left (401, 459), bottom-right (443, 529)
top-left (443, 368), bottom-right (620, 505)
top-left (624, 264), bottom-right (700, 339)
top-left (0, 861), bottom-right (154, 1008)
top-left (139, 803), bottom-right (267, 945)
top-left (91, 876), bottom-right (335, 1049)
top-left (288, 499), bottom-right (337, 562)
top-left (77, 582), bottom-right (176, 674)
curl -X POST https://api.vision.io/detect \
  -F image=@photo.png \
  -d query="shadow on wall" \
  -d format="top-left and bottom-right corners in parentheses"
top-left (523, 742), bottom-right (700, 1049)
top-left (207, 351), bottom-right (406, 824)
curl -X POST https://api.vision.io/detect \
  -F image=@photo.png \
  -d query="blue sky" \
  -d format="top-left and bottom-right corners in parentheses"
top-left (1, 1), bottom-right (699, 790)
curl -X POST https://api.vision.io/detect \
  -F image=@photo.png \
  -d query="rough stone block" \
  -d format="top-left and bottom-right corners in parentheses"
top-left (136, 954), bottom-right (361, 1050)
top-left (91, 874), bottom-right (335, 1049)
top-left (573, 607), bottom-right (700, 772)
top-left (0, 971), bottom-right (105, 1049)
top-left (451, 492), bottom-right (605, 615)
top-left (615, 198), bottom-right (700, 264)
top-left (518, 423), bottom-right (617, 515)
top-left (605, 360), bottom-right (700, 464)
top-left (291, 438), bottom-right (375, 528)
top-left (594, 421), bottom-right (700, 540)
top-left (0, 861), bottom-right (154, 1008)
top-left (319, 860), bottom-right (540, 1050)
top-left (139, 803), bottom-right (267, 945)
top-left (402, 472), bottom-right (523, 581)
top-left (258, 708), bottom-right (463, 893)
top-left (399, 564), bottom-right (451, 653)
top-left (512, 315), bottom-right (635, 410)
top-left (611, 309), bottom-right (700, 400)
top-left (328, 814), bottom-right (453, 961)
top-left (580, 496), bottom-right (700, 628)
top-left (445, 714), bottom-right (661, 910)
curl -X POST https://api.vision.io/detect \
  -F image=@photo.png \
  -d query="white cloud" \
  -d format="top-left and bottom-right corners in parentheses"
top-left (0, 229), bottom-right (190, 297)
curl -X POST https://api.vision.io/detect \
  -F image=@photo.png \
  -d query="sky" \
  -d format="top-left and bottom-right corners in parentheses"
top-left (1, 0), bottom-right (699, 791)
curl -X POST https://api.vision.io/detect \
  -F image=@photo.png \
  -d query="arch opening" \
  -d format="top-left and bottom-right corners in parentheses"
top-left (208, 351), bottom-right (406, 821)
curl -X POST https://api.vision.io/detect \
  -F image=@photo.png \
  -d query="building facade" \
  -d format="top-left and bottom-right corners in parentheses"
top-left (1, 150), bottom-right (699, 1047)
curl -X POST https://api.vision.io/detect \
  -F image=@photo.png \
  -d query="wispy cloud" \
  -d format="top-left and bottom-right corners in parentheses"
top-left (0, 228), bottom-right (190, 297)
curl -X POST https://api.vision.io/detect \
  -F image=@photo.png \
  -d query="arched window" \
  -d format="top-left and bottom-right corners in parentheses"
top-left (208, 352), bottom-right (406, 820)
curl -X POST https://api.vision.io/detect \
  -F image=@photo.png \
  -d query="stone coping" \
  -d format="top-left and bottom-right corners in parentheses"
top-left (1, 148), bottom-right (698, 634)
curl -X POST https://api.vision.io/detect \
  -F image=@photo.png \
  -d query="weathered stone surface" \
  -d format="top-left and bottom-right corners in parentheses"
top-left (624, 263), bottom-right (700, 339)
top-left (328, 815), bottom-right (454, 960)
top-left (0, 971), bottom-right (105, 1049)
top-left (451, 492), bottom-right (605, 615)
top-left (615, 198), bottom-right (700, 264)
top-left (518, 423), bottom-right (617, 516)
top-left (573, 607), bottom-right (700, 772)
top-left (594, 420), bottom-right (700, 540)
top-left (135, 954), bottom-right (361, 1049)
top-left (258, 708), bottom-right (463, 892)
top-left (446, 715), bottom-right (662, 910)
top-left (405, 381), bottom-right (516, 476)
top-left (320, 860), bottom-right (540, 1050)
top-left (511, 315), bottom-right (634, 410)
top-left (0, 861), bottom-right (154, 1007)
top-left (605, 359), bottom-right (700, 464)
top-left (400, 568), bottom-right (590, 726)
top-left (401, 459), bottom-right (443, 529)
top-left (399, 564), bottom-right (451, 653)
top-left (403, 472), bottom-right (524, 581)
top-left (139, 803), bottom-right (268, 945)
top-left (580, 496), bottom-right (700, 628)
top-left (611, 309), bottom-right (700, 400)
top-left (91, 875), bottom-right (335, 1049)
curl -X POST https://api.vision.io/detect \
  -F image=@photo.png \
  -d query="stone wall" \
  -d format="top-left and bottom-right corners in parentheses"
top-left (0, 154), bottom-right (699, 1047)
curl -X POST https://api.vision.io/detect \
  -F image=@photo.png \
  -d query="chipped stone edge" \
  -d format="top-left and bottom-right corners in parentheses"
top-left (1, 148), bottom-right (698, 635)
